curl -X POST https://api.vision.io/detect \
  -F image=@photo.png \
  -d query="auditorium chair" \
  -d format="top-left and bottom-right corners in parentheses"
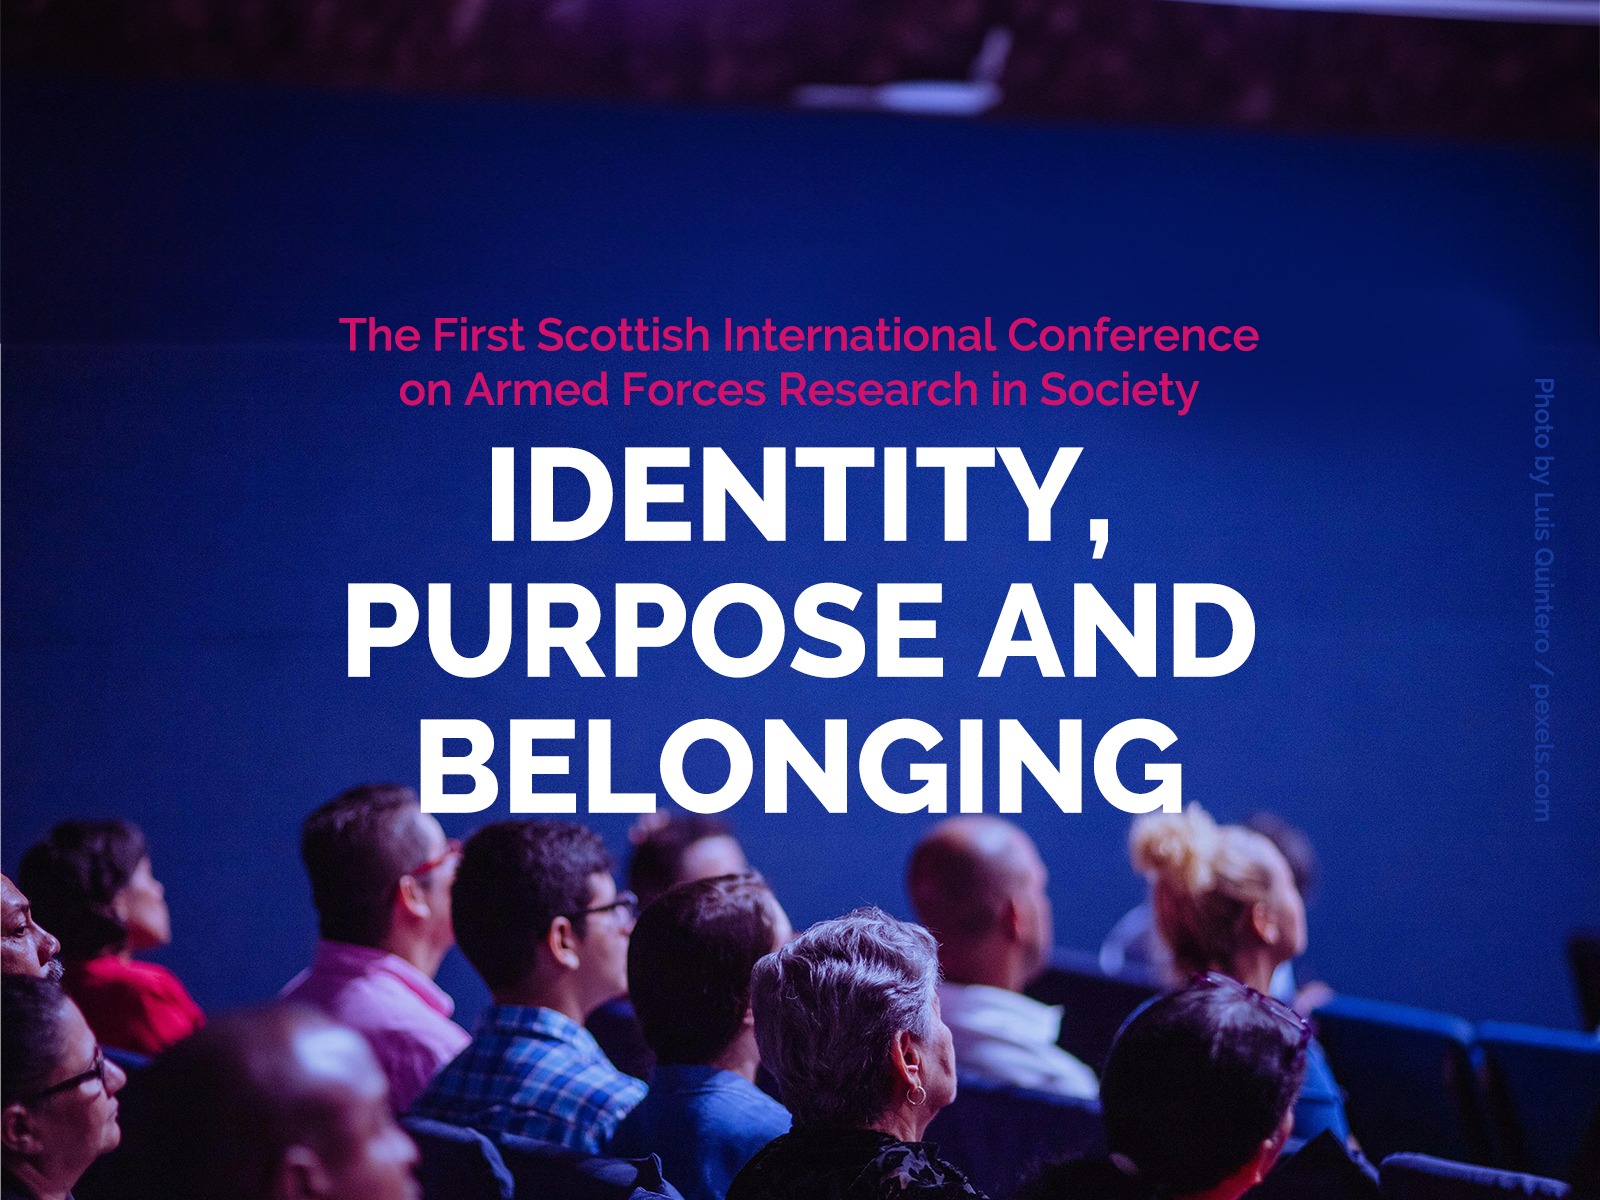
top-left (1380, 1152), bottom-right (1569, 1200)
top-left (1311, 995), bottom-right (1493, 1164)
top-left (925, 1079), bottom-right (1105, 1199)
top-left (1477, 1021), bottom-right (1600, 1181)
top-left (1023, 947), bottom-right (1162, 1074)
top-left (495, 1132), bottom-right (684, 1200)
top-left (401, 1116), bottom-right (516, 1200)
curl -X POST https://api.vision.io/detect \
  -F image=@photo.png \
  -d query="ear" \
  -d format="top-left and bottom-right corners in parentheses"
top-left (395, 874), bottom-right (432, 923)
top-left (110, 888), bottom-right (132, 927)
top-left (1000, 896), bottom-right (1025, 944)
top-left (2, 1102), bottom-right (41, 1158)
top-left (887, 1028), bottom-right (924, 1091)
top-left (1247, 1109), bottom-right (1296, 1186)
top-left (547, 915), bottom-right (582, 971)
top-left (1251, 900), bottom-right (1281, 948)
top-left (273, 1145), bottom-right (333, 1200)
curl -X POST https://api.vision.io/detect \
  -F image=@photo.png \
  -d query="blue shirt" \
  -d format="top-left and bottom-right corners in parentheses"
top-left (1291, 1038), bottom-right (1351, 1147)
top-left (409, 1004), bottom-right (647, 1153)
top-left (611, 1065), bottom-right (792, 1200)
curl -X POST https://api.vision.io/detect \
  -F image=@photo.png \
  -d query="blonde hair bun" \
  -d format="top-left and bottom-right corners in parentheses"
top-left (1130, 805), bottom-right (1220, 894)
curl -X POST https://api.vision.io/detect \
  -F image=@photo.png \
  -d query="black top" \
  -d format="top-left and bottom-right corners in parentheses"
top-left (0, 1172), bottom-right (43, 1200)
top-left (727, 1127), bottom-right (987, 1200)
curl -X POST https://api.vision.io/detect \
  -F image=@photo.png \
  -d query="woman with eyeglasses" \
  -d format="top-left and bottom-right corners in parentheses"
top-left (2, 975), bottom-right (127, 1200)
top-left (1017, 977), bottom-right (1307, 1200)
top-left (18, 820), bottom-right (203, 1057)
top-left (1127, 805), bottom-right (1350, 1147)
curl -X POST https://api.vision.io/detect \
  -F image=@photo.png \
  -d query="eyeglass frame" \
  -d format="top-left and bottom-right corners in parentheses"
top-left (15, 1045), bottom-right (111, 1105)
top-left (405, 837), bottom-right (463, 881)
top-left (1192, 970), bottom-right (1312, 1056)
top-left (563, 890), bottom-right (639, 925)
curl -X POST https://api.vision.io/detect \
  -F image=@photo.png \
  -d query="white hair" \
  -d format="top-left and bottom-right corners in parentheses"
top-left (749, 907), bottom-right (940, 1129)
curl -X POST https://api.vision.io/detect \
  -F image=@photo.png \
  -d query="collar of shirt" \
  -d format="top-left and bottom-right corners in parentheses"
top-left (305, 940), bottom-right (457, 1018)
top-left (477, 1003), bottom-right (604, 1056)
top-left (937, 981), bottom-right (1064, 1049)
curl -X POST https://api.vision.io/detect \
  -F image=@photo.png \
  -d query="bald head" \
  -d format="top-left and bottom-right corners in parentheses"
top-left (126, 1006), bottom-right (417, 1200)
top-left (907, 817), bottom-right (1053, 990)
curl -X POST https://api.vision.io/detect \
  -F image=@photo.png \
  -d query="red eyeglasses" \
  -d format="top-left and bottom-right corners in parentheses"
top-left (406, 838), bottom-right (462, 880)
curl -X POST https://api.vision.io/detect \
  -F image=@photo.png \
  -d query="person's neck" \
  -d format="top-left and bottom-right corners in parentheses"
top-left (491, 976), bottom-right (589, 1026)
top-left (866, 1102), bottom-right (930, 1144)
top-left (6, 1159), bottom-right (71, 1200)
top-left (377, 926), bottom-right (447, 979)
top-left (939, 941), bottom-right (1025, 993)
top-left (705, 1028), bottom-right (761, 1083)
top-left (1225, 949), bottom-right (1279, 996)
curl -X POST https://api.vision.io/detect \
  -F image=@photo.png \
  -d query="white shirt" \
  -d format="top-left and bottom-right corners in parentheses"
top-left (938, 981), bottom-right (1099, 1100)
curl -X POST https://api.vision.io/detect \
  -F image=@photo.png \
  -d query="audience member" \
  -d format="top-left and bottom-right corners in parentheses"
top-left (1016, 974), bottom-right (1307, 1200)
top-left (18, 821), bottom-right (203, 1056)
top-left (1, 877), bottom-right (62, 981)
top-left (729, 908), bottom-right (985, 1200)
top-left (628, 815), bottom-right (750, 911)
top-left (1101, 812), bottom-right (1322, 1006)
top-left (115, 1004), bottom-right (419, 1200)
top-left (409, 820), bottom-right (645, 1152)
top-left (612, 874), bottom-right (793, 1200)
top-left (2, 975), bottom-right (127, 1200)
top-left (1128, 805), bottom-right (1349, 1146)
top-left (280, 783), bottom-right (470, 1111)
top-left (907, 816), bottom-right (1097, 1099)
top-left (592, 815), bottom-right (753, 1080)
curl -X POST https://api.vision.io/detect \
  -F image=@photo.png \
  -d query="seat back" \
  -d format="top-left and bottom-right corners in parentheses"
top-left (1312, 995), bottom-right (1491, 1163)
top-left (1380, 1152), bottom-right (1570, 1200)
top-left (400, 1116), bottom-right (516, 1200)
top-left (1024, 947), bottom-right (1161, 1074)
top-left (497, 1132), bottom-right (684, 1200)
top-left (925, 1079), bottom-right (1105, 1199)
top-left (1477, 1020), bottom-right (1600, 1181)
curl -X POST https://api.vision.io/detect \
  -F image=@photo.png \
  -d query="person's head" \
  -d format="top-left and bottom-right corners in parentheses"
top-left (128, 1005), bottom-right (418, 1200)
top-left (1130, 806), bottom-right (1307, 981)
top-left (628, 815), bottom-right (749, 910)
top-left (18, 820), bottom-right (170, 960)
top-left (1097, 975), bottom-right (1308, 1199)
top-left (628, 873), bottom-right (791, 1070)
top-left (2, 976), bottom-right (127, 1195)
top-left (451, 820), bottom-right (633, 1018)
top-left (750, 908), bottom-right (954, 1138)
top-left (907, 815), bottom-right (1053, 990)
top-left (300, 784), bottom-right (457, 970)
top-left (1243, 813), bottom-right (1320, 906)
top-left (1, 875), bottom-right (62, 980)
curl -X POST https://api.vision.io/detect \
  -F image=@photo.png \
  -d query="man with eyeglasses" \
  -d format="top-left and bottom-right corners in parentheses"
top-left (281, 783), bottom-right (470, 1111)
top-left (409, 819), bottom-right (646, 1153)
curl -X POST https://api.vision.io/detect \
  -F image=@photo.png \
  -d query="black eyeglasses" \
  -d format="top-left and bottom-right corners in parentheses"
top-left (17, 1046), bottom-right (111, 1104)
top-left (1193, 971), bottom-right (1312, 1053)
top-left (564, 890), bottom-right (639, 925)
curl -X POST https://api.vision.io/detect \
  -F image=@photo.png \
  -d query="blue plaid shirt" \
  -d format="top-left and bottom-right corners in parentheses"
top-left (409, 1004), bottom-right (647, 1153)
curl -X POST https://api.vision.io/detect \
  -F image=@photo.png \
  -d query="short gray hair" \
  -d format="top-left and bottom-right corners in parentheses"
top-left (750, 907), bottom-right (940, 1129)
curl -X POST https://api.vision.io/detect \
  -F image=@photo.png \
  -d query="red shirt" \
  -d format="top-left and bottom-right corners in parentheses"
top-left (64, 955), bottom-right (205, 1056)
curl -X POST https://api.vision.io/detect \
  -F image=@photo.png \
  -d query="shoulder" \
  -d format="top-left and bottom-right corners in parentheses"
top-left (72, 957), bottom-right (195, 1005)
top-left (857, 1141), bottom-right (987, 1200)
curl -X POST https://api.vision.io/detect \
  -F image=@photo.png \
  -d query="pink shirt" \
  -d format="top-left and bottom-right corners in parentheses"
top-left (280, 941), bottom-right (471, 1111)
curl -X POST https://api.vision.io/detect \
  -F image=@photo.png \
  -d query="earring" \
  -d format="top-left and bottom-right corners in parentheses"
top-left (907, 1084), bottom-right (927, 1107)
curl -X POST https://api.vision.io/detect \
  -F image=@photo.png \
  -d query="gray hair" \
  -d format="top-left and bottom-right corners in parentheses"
top-left (749, 907), bottom-right (940, 1129)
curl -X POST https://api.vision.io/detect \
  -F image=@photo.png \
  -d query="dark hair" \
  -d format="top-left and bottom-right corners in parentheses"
top-left (1106, 980), bottom-right (1306, 1196)
top-left (629, 874), bottom-right (778, 1065)
top-left (1243, 813), bottom-right (1320, 904)
top-left (300, 783), bottom-right (432, 946)
top-left (452, 821), bottom-right (612, 991)
top-left (629, 815), bottom-right (734, 908)
top-left (1, 975), bottom-right (72, 1105)
top-left (18, 820), bottom-right (149, 958)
